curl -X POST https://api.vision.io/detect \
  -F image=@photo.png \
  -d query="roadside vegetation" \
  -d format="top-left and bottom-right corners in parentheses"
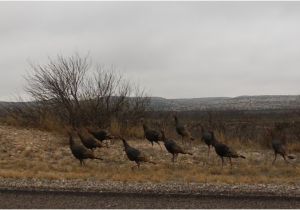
top-left (0, 124), bottom-right (299, 184)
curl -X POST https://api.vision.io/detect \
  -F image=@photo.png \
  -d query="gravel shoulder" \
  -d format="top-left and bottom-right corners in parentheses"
top-left (1, 178), bottom-right (300, 208)
top-left (0, 178), bottom-right (299, 198)
top-left (1, 189), bottom-right (300, 209)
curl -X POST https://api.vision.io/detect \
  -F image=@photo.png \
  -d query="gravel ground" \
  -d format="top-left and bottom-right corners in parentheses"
top-left (0, 178), bottom-right (299, 198)
top-left (1, 189), bottom-right (300, 209)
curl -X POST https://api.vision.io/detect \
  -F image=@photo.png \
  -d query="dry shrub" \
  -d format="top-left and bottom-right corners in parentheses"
top-left (109, 118), bottom-right (144, 139)
top-left (2, 115), bottom-right (19, 127)
top-left (38, 112), bottom-right (65, 132)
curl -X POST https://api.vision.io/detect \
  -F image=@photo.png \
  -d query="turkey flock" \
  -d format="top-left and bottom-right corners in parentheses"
top-left (67, 115), bottom-right (296, 170)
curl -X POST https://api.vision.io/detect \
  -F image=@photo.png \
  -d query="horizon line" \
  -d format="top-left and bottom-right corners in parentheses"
top-left (1, 93), bottom-right (300, 103)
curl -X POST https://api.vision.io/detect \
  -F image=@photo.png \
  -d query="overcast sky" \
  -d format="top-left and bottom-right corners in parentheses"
top-left (1, 1), bottom-right (300, 101)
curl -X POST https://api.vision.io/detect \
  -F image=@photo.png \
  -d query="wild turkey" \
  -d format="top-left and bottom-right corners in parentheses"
top-left (142, 121), bottom-right (163, 150)
top-left (200, 124), bottom-right (214, 158)
top-left (266, 128), bottom-right (295, 164)
top-left (174, 115), bottom-right (195, 145)
top-left (86, 127), bottom-right (114, 148)
top-left (160, 130), bottom-right (192, 162)
top-left (68, 131), bottom-right (103, 166)
top-left (210, 131), bottom-right (245, 168)
top-left (77, 128), bottom-right (103, 151)
top-left (121, 137), bottom-right (156, 170)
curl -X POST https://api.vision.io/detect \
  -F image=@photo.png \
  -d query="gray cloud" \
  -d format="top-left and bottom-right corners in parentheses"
top-left (1, 1), bottom-right (300, 101)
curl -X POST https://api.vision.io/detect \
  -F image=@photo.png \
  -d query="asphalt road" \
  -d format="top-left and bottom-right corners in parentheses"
top-left (0, 189), bottom-right (300, 209)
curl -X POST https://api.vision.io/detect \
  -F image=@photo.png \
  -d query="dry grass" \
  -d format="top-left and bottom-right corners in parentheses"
top-left (110, 119), bottom-right (144, 139)
top-left (0, 125), bottom-right (299, 185)
top-left (289, 143), bottom-right (300, 153)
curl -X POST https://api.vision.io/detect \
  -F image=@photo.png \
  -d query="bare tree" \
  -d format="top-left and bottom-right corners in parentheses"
top-left (25, 53), bottom-right (149, 129)
top-left (26, 53), bottom-right (88, 127)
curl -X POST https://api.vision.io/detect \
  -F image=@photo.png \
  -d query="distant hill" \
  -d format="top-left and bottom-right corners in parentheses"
top-left (148, 95), bottom-right (300, 111)
top-left (2, 95), bottom-right (300, 112)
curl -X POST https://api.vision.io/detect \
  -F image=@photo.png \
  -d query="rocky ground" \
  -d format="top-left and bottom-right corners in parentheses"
top-left (0, 178), bottom-right (299, 197)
